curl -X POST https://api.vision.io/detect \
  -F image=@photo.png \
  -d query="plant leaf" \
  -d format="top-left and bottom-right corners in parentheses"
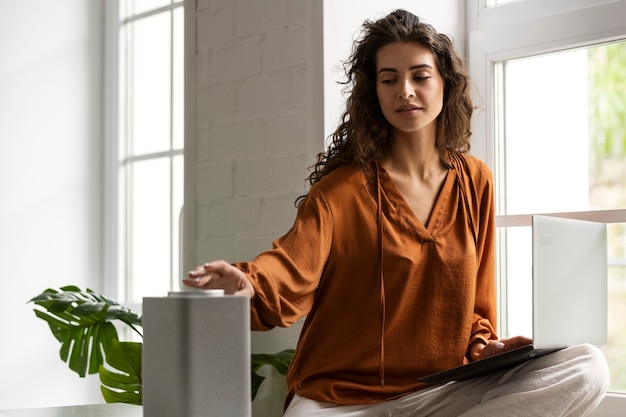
top-left (251, 371), bottom-right (265, 401)
top-left (99, 340), bottom-right (142, 405)
top-left (250, 349), bottom-right (294, 401)
top-left (251, 349), bottom-right (294, 374)
top-left (100, 387), bottom-right (142, 405)
top-left (28, 287), bottom-right (142, 377)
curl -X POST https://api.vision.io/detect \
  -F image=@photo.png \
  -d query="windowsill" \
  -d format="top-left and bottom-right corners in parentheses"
top-left (589, 393), bottom-right (626, 416)
top-left (496, 209), bottom-right (626, 228)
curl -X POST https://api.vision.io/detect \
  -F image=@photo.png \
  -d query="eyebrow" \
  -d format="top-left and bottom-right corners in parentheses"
top-left (377, 64), bottom-right (434, 74)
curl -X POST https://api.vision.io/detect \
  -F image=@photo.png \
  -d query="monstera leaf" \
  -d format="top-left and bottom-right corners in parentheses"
top-left (100, 340), bottom-right (142, 404)
top-left (251, 349), bottom-right (295, 401)
top-left (29, 285), bottom-right (142, 377)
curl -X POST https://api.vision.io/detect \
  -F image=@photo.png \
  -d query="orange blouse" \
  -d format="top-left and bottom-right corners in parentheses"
top-left (235, 152), bottom-right (497, 406)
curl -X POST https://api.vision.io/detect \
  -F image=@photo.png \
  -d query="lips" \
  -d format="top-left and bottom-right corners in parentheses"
top-left (395, 104), bottom-right (421, 113)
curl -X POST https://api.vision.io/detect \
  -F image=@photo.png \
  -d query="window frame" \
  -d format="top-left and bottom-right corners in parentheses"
top-left (103, 0), bottom-right (121, 300)
top-left (468, 0), bottom-right (626, 167)
top-left (468, 0), bottom-right (626, 411)
top-left (103, 0), bottom-right (185, 305)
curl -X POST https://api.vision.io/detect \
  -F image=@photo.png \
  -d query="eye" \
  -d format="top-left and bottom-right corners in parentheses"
top-left (414, 75), bottom-right (431, 81)
top-left (380, 78), bottom-right (396, 85)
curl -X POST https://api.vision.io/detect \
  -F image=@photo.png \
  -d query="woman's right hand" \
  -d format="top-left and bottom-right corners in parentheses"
top-left (182, 260), bottom-right (255, 298)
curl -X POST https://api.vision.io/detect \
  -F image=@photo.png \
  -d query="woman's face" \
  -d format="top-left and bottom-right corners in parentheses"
top-left (375, 42), bottom-right (444, 138)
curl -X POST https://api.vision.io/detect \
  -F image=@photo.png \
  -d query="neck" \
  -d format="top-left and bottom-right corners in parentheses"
top-left (382, 130), bottom-right (444, 179)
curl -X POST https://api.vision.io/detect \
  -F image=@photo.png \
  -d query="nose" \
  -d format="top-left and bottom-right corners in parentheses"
top-left (398, 79), bottom-right (415, 99)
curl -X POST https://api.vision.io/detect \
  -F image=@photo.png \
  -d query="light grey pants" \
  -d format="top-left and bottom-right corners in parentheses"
top-left (284, 344), bottom-right (609, 417)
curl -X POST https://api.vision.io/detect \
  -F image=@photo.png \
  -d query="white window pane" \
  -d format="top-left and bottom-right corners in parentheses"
top-left (135, 0), bottom-right (171, 15)
top-left (487, 0), bottom-right (518, 6)
top-left (498, 227), bottom-right (532, 339)
top-left (129, 158), bottom-right (171, 301)
top-left (130, 12), bottom-right (172, 156)
top-left (502, 49), bottom-right (589, 215)
top-left (172, 7), bottom-right (184, 150)
top-left (120, 0), bottom-right (172, 19)
top-left (501, 42), bottom-right (626, 215)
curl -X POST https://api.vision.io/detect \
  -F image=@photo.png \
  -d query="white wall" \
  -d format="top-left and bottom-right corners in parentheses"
top-left (0, 0), bottom-right (104, 409)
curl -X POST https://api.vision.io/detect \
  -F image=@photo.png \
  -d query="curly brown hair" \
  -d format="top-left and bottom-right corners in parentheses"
top-left (296, 9), bottom-right (474, 206)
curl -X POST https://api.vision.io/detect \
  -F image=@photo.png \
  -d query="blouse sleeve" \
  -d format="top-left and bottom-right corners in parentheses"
top-left (469, 163), bottom-right (498, 346)
top-left (234, 187), bottom-right (334, 330)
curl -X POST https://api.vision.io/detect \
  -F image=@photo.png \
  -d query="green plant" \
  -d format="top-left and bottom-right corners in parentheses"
top-left (29, 285), bottom-right (293, 404)
top-left (251, 349), bottom-right (294, 400)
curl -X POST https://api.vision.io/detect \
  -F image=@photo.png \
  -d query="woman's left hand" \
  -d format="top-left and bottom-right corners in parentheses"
top-left (467, 335), bottom-right (533, 363)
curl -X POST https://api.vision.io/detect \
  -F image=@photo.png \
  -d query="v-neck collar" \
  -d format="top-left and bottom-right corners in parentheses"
top-left (376, 164), bottom-right (457, 239)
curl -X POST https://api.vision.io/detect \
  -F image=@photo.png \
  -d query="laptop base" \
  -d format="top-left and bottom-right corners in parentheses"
top-left (418, 345), bottom-right (561, 383)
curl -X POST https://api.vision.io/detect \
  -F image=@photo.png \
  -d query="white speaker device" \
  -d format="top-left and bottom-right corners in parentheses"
top-left (143, 290), bottom-right (251, 417)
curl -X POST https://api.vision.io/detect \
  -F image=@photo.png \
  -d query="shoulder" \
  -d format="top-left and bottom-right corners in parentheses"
top-left (294, 165), bottom-right (369, 225)
top-left (311, 165), bottom-right (368, 195)
top-left (448, 152), bottom-right (493, 186)
top-left (299, 165), bottom-right (370, 211)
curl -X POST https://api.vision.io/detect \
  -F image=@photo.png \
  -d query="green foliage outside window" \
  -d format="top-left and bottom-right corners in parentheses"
top-left (588, 41), bottom-right (626, 393)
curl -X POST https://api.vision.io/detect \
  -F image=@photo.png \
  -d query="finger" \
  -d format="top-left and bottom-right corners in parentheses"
top-left (492, 341), bottom-right (505, 351)
top-left (187, 264), bottom-right (208, 278)
top-left (476, 341), bottom-right (504, 359)
top-left (187, 261), bottom-right (224, 278)
top-left (181, 275), bottom-right (208, 287)
top-left (183, 268), bottom-right (220, 286)
top-left (500, 336), bottom-right (533, 350)
top-left (201, 260), bottom-right (233, 275)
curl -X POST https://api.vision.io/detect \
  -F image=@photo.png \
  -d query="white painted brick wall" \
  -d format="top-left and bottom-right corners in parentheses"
top-left (210, 38), bottom-right (261, 83)
top-left (210, 119), bottom-right (265, 158)
top-left (190, 0), bottom-right (323, 267)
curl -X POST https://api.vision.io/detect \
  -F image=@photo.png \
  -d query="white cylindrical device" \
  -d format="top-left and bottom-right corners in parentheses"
top-left (143, 290), bottom-right (251, 417)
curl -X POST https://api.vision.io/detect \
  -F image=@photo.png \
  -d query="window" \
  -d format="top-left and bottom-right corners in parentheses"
top-left (468, 0), bottom-right (626, 407)
top-left (486, 0), bottom-right (517, 6)
top-left (105, 0), bottom-right (184, 305)
top-left (496, 43), bottom-right (626, 393)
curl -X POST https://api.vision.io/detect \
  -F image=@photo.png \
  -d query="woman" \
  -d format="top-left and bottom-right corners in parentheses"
top-left (184, 9), bottom-right (608, 416)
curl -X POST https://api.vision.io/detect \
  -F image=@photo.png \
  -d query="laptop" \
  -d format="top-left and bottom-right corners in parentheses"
top-left (419, 215), bottom-right (607, 383)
